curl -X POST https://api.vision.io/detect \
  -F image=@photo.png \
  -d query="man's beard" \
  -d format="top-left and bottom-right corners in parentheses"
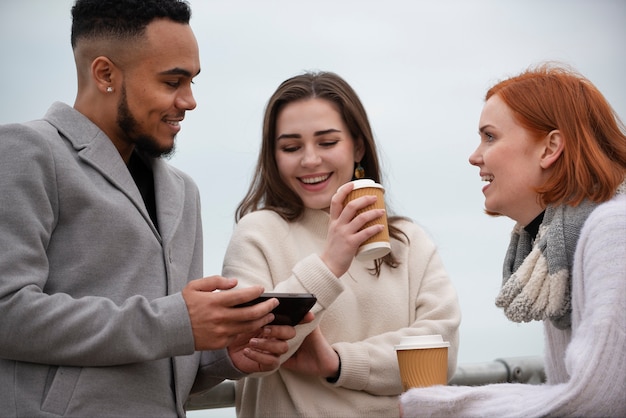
top-left (117, 86), bottom-right (176, 159)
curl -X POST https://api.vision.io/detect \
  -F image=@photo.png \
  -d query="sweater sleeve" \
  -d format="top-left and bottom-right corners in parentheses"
top-left (331, 221), bottom-right (461, 395)
top-left (222, 211), bottom-right (345, 366)
top-left (399, 195), bottom-right (626, 418)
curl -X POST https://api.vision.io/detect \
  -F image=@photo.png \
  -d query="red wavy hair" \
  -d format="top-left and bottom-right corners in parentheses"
top-left (487, 64), bottom-right (626, 206)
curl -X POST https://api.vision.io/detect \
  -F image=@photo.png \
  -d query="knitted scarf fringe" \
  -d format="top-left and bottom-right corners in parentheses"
top-left (496, 246), bottom-right (570, 323)
top-left (496, 180), bottom-right (626, 330)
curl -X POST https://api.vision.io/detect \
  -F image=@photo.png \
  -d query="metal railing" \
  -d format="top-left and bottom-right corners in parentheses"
top-left (186, 355), bottom-right (545, 411)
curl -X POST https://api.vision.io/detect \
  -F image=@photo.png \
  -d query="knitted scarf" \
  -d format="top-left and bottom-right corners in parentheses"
top-left (496, 182), bottom-right (626, 330)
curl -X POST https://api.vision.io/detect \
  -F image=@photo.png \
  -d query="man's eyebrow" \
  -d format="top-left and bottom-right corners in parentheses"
top-left (158, 67), bottom-right (201, 77)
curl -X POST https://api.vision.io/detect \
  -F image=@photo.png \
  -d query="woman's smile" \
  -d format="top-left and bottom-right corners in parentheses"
top-left (275, 98), bottom-right (363, 210)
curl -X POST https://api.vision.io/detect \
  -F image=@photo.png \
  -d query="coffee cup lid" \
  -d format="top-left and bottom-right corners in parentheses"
top-left (350, 179), bottom-right (384, 190)
top-left (394, 334), bottom-right (450, 350)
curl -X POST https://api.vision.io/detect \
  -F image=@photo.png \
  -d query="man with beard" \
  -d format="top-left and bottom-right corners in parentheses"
top-left (0, 1), bottom-right (300, 416)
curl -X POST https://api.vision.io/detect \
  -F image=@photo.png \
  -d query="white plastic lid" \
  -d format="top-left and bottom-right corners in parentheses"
top-left (350, 179), bottom-right (384, 190)
top-left (355, 242), bottom-right (391, 261)
top-left (394, 335), bottom-right (450, 350)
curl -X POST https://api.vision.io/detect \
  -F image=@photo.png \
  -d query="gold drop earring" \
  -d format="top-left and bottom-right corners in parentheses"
top-left (354, 161), bottom-right (365, 179)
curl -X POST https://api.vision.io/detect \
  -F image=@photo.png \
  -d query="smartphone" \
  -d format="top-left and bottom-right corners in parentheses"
top-left (235, 292), bottom-right (317, 326)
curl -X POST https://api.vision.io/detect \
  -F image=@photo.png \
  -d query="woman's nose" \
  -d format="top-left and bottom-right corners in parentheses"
top-left (468, 146), bottom-right (482, 166)
top-left (301, 147), bottom-right (321, 166)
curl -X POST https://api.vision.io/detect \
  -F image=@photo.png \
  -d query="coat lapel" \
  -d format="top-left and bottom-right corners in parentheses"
top-left (151, 158), bottom-right (185, 244)
top-left (44, 102), bottom-right (161, 238)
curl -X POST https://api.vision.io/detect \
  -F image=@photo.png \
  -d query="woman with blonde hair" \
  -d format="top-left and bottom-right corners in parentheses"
top-left (400, 64), bottom-right (626, 417)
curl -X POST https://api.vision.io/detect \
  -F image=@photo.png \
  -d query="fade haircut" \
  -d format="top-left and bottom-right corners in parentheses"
top-left (71, 0), bottom-right (191, 48)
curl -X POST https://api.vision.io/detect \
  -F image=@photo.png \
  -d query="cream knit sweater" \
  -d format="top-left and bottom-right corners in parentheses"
top-left (223, 209), bottom-right (461, 417)
top-left (400, 193), bottom-right (626, 417)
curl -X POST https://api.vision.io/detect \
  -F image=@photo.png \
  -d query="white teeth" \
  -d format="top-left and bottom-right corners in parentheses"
top-left (481, 175), bottom-right (494, 182)
top-left (301, 175), bottom-right (329, 184)
top-left (166, 120), bottom-right (180, 126)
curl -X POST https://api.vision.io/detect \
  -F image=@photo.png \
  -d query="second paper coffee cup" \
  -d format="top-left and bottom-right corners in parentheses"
top-left (394, 335), bottom-right (449, 390)
top-left (343, 179), bottom-right (390, 261)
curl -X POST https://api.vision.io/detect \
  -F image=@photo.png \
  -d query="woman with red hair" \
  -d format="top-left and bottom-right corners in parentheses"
top-left (400, 64), bottom-right (626, 417)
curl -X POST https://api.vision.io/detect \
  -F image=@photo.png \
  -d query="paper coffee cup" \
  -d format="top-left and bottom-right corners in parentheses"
top-left (343, 179), bottom-right (390, 261)
top-left (394, 335), bottom-right (449, 390)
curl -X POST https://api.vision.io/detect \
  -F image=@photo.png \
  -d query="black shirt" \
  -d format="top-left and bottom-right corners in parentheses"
top-left (128, 151), bottom-right (159, 232)
top-left (524, 211), bottom-right (545, 241)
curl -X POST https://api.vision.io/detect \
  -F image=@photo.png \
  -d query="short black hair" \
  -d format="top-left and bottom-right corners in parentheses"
top-left (71, 0), bottom-right (192, 48)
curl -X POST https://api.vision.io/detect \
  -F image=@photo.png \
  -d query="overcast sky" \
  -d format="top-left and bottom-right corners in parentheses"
top-left (1, 1), bottom-right (624, 416)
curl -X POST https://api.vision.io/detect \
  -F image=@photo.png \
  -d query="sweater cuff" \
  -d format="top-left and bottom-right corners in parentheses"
top-left (292, 254), bottom-right (345, 308)
top-left (328, 342), bottom-right (370, 390)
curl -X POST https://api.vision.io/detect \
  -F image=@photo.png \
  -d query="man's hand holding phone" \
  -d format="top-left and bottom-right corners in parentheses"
top-left (182, 277), bottom-right (316, 373)
top-left (230, 293), bottom-right (317, 373)
top-left (182, 276), bottom-right (282, 350)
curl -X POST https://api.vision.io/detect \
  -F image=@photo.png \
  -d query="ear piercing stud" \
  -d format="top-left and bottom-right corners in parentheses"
top-left (106, 86), bottom-right (113, 93)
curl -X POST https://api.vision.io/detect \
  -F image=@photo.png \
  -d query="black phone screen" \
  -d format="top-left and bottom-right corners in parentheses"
top-left (235, 292), bottom-right (317, 326)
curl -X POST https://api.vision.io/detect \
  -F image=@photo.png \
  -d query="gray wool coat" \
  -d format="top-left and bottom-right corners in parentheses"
top-left (0, 102), bottom-right (242, 417)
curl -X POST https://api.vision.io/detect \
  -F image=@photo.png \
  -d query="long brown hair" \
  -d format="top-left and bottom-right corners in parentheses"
top-left (487, 64), bottom-right (626, 207)
top-left (236, 71), bottom-right (407, 274)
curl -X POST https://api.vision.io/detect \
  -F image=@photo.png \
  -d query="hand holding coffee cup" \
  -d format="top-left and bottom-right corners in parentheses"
top-left (394, 335), bottom-right (450, 390)
top-left (343, 179), bottom-right (391, 261)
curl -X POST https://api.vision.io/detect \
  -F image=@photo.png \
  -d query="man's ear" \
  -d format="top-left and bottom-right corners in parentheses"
top-left (91, 56), bottom-right (117, 94)
top-left (540, 130), bottom-right (564, 169)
